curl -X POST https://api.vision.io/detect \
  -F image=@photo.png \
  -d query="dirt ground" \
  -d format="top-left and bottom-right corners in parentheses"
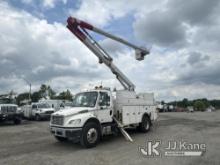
top-left (0, 111), bottom-right (220, 165)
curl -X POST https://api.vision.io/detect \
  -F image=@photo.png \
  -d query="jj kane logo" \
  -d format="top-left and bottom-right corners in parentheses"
top-left (139, 140), bottom-right (206, 157)
top-left (139, 140), bottom-right (161, 157)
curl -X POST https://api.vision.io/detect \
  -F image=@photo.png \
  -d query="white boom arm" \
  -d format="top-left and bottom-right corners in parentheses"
top-left (67, 17), bottom-right (150, 91)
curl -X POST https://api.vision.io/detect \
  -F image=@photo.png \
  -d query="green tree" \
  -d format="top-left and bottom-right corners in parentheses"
top-left (201, 98), bottom-right (210, 108)
top-left (193, 100), bottom-right (206, 111)
top-left (182, 98), bottom-right (189, 108)
top-left (57, 89), bottom-right (73, 101)
top-left (31, 91), bottom-right (41, 102)
top-left (16, 92), bottom-right (30, 105)
top-left (39, 84), bottom-right (56, 99)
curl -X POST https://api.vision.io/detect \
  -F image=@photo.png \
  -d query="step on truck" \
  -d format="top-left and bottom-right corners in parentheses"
top-left (50, 17), bottom-right (158, 148)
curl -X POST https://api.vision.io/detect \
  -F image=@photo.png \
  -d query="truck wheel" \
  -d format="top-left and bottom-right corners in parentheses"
top-left (80, 122), bottom-right (100, 148)
top-left (14, 118), bottom-right (21, 125)
top-left (35, 115), bottom-right (41, 121)
top-left (55, 136), bottom-right (67, 142)
top-left (138, 115), bottom-right (151, 133)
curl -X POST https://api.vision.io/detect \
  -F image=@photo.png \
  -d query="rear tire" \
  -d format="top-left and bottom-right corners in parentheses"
top-left (138, 115), bottom-right (151, 133)
top-left (35, 114), bottom-right (41, 121)
top-left (13, 118), bottom-right (21, 125)
top-left (55, 136), bottom-right (67, 142)
top-left (80, 122), bottom-right (100, 148)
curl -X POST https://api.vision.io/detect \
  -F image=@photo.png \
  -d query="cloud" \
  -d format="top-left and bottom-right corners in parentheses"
top-left (133, 0), bottom-right (220, 48)
top-left (133, 11), bottom-right (187, 47)
top-left (68, 0), bottom-right (162, 27)
top-left (42, 0), bottom-right (68, 8)
top-left (1, 0), bottom-right (220, 101)
top-left (0, 1), bottom-right (112, 93)
top-left (99, 38), bottom-right (127, 57)
top-left (167, 0), bottom-right (220, 25)
top-left (177, 51), bottom-right (220, 86)
top-left (187, 52), bottom-right (210, 66)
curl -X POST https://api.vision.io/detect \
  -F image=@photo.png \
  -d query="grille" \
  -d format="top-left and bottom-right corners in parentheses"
top-left (1, 106), bottom-right (17, 114)
top-left (51, 115), bottom-right (64, 125)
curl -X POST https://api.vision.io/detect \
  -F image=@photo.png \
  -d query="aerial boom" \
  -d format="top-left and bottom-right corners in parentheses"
top-left (67, 17), bottom-right (149, 91)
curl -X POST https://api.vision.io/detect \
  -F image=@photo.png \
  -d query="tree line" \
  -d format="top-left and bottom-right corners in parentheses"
top-left (166, 98), bottom-right (220, 111)
top-left (16, 84), bottom-right (73, 106)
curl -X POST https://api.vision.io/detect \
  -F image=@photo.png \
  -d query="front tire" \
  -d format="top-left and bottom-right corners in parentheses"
top-left (35, 114), bottom-right (41, 121)
top-left (80, 122), bottom-right (100, 148)
top-left (138, 115), bottom-right (151, 132)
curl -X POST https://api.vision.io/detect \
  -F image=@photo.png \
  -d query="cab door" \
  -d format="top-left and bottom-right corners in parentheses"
top-left (31, 104), bottom-right (38, 117)
top-left (95, 91), bottom-right (113, 123)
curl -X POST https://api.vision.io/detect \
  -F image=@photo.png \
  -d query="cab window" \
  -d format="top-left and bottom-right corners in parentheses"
top-left (99, 92), bottom-right (110, 107)
top-left (32, 104), bottom-right (37, 109)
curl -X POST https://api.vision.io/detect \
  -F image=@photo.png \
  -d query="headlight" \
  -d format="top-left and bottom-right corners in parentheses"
top-left (68, 119), bottom-right (81, 125)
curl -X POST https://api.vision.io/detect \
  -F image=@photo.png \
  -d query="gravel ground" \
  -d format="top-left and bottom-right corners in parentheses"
top-left (0, 111), bottom-right (220, 165)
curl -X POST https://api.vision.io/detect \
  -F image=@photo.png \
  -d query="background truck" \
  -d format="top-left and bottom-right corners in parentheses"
top-left (0, 94), bottom-right (22, 124)
top-left (50, 17), bottom-right (158, 148)
top-left (22, 103), bottom-right (55, 121)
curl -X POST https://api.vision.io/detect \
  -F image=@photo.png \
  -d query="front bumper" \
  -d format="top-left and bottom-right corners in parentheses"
top-left (39, 113), bottom-right (52, 119)
top-left (50, 126), bottom-right (82, 142)
top-left (0, 113), bottom-right (21, 121)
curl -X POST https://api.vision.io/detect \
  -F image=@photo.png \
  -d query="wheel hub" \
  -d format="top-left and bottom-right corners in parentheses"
top-left (144, 119), bottom-right (150, 130)
top-left (87, 128), bottom-right (98, 143)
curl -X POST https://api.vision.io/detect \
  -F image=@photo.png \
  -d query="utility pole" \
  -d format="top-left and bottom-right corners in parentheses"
top-left (23, 78), bottom-right (32, 104)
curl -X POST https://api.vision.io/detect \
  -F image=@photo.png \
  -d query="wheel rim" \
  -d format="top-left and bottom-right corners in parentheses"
top-left (87, 128), bottom-right (98, 144)
top-left (144, 119), bottom-right (150, 130)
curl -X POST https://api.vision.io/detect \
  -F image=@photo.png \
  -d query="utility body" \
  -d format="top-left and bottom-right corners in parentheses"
top-left (50, 17), bottom-right (158, 148)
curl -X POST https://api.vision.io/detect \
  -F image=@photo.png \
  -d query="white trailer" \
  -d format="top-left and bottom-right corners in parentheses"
top-left (50, 17), bottom-right (158, 148)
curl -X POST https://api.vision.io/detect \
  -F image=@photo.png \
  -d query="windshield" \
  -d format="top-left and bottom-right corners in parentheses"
top-left (38, 103), bottom-right (50, 108)
top-left (0, 98), bottom-right (15, 104)
top-left (72, 92), bottom-right (98, 107)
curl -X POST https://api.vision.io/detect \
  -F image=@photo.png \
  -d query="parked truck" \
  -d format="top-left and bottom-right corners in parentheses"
top-left (22, 102), bottom-right (55, 120)
top-left (0, 95), bottom-right (22, 124)
top-left (50, 17), bottom-right (158, 148)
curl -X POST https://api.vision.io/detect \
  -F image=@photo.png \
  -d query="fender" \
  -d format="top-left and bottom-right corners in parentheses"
top-left (65, 112), bottom-right (99, 128)
top-left (83, 117), bottom-right (101, 131)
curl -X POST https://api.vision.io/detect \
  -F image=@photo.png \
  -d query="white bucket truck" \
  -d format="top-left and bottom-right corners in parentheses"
top-left (50, 17), bottom-right (158, 148)
top-left (23, 102), bottom-right (55, 120)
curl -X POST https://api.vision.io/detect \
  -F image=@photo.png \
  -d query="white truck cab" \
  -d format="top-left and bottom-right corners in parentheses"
top-left (0, 104), bottom-right (22, 124)
top-left (50, 88), bottom-right (157, 148)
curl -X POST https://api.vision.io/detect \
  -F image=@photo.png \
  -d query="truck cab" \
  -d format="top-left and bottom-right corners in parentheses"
top-left (0, 97), bottom-right (22, 124)
top-left (50, 89), bottom-right (113, 126)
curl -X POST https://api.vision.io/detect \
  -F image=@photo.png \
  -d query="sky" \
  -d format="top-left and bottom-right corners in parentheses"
top-left (0, 0), bottom-right (220, 101)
